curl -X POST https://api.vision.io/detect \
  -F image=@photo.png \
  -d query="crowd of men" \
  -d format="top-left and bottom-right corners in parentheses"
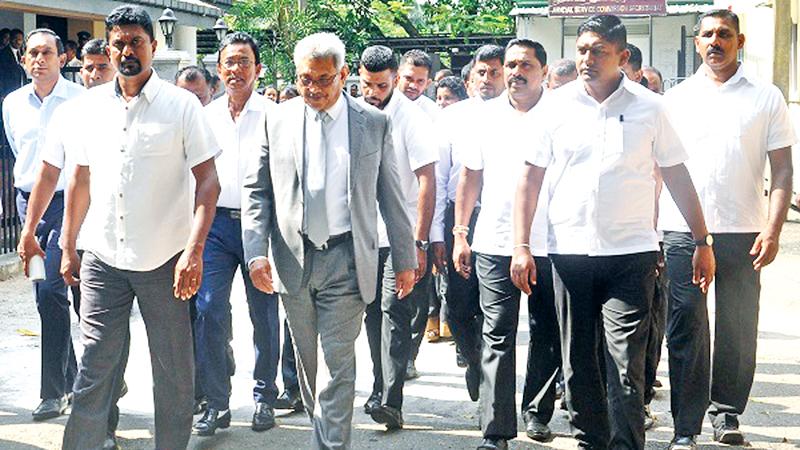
top-left (2, 4), bottom-right (796, 450)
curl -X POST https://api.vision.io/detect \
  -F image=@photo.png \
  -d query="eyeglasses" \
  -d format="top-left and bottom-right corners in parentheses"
top-left (297, 74), bottom-right (338, 88)
top-left (222, 58), bottom-right (252, 69)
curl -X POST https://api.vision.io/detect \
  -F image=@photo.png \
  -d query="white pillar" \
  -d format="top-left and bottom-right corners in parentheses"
top-left (23, 13), bottom-right (36, 34)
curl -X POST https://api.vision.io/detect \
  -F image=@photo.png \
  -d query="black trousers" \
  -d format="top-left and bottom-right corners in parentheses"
top-left (444, 202), bottom-right (482, 368)
top-left (551, 252), bottom-right (657, 450)
top-left (643, 248), bottom-right (668, 405)
top-left (364, 248), bottom-right (391, 396)
top-left (663, 232), bottom-right (760, 435)
top-left (521, 257), bottom-right (561, 426)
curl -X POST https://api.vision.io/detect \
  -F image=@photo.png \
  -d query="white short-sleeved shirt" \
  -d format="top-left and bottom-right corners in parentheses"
top-left (41, 95), bottom-right (92, 249)
top-left (361, 93), bottom-right (439, 248)
top-left (658, 64), bottom-right (798, 233)
top-left (527, 76), bottom-right (687, 256)
top-left (2, 76), bottom-right (85, 192)
top-left (460, 93), bottom-right (549, 257)
top-left (205, 93), bottom-right (275, 209)
top-left (73, 71), bottom-right (220, 271)
top-left (430, 97), bottom-right (484, 242)
top-left (413, 92), bottom-right (439, 120)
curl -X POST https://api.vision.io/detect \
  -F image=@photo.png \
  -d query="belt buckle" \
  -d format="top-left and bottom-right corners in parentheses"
top-left (230, 210), bottom-right (241, 220)
top-left (317, 241), bottom-right (329, 251)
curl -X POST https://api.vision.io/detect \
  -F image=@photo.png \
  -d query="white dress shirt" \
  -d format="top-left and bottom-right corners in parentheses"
top-left (413, 93), bottom-right (439, 120)
top-left (2, 76), bottom-right (84, 192)
top-left (361, 93), bottom-right (439, 248)
top-left (430, 97), bottom-right (484, 242)
top-left (461, 93), bottom-right (549, 257)
top-left (527, 76), bottom-right (687, 256)
top-left (72, 71), bottom-right (220, 271)
top-left (304, 93), bottom-right (351, 236)
top-left (206, 92), bottom-right (275, 209)
top-left (658, 64), bottom-right (798, 233)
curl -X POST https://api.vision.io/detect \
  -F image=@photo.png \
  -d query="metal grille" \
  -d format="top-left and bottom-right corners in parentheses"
top-left (1, 121), bottom-right (19, 255)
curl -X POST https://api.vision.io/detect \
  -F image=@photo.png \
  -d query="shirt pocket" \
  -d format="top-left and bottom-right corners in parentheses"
top-left (134, 123), bottom-right (178, 156)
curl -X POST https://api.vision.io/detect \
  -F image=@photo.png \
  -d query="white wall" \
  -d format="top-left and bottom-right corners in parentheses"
top-left (0, 9), bottom-right (24, 29)
top-left (517, 16), bottom-right (565, 60)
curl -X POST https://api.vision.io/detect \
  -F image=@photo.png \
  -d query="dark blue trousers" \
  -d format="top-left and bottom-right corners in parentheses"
top-left (281, 317), bottom-right (299, 394)
top-left (16, 190), bottom-right (79, 400)
top-left (194, 210), bottom-right (280, 410)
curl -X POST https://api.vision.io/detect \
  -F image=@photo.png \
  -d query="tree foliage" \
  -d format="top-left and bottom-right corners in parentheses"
top-left (227, 0), bottom-right (514, 84)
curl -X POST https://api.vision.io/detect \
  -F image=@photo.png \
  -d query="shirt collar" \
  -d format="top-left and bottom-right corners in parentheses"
top-left (499, 86), bottom-right (547, 115)
top-left (112, 69), bottom-right (162, 102)
top-left (308, 92), bottom-right (346, 121)
top-left (575, 72), bottom-right (630, 106)
top-left (26, 76), bottom-right (72, 103)
top-left (383, 91), bottom-right (402, 116)
top-left (693, 62), bottom-right (749, 89)
top-left (221, 91), bottom-right (266, 116)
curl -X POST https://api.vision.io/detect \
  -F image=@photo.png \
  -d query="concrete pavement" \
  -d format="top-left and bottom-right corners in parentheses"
top-left (1, 215), bottom-right (799, 449)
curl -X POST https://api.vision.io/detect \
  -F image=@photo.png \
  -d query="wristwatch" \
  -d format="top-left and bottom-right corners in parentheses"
top-left (415, 240), bottom-right (430, 251)
top-left (694, 234), bottom-right (714, 247)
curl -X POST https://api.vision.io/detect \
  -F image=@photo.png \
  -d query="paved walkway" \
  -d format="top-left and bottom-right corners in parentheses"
top-left (1, 216), bottom-right (799, 449)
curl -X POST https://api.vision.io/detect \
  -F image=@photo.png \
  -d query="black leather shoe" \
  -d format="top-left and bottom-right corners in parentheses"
top-left (363, 392), bottom-right (381, 415)
top-left (32, 396), bottom-right (68, 421)
top-left (477, 437), bottom-right (508, 450)
top-left (102, 433), bottom-right (120, 450)
top-left (525, 419), bottom-right (552, 442)
top-left (644, 405), bottom-right (656, 430)
top-left (369, 404), bottom-right (403, 430)
top-left (669, 435), bottom-right (697, 450)
top-left (275, 390), bottom-right (303, 412)
top-left (465, 363), bottom-right (480, 401)
top-left (193, 408), bottom-right (231, 436)
top-left (193, 397), bottom-right (208, 415)
top-left (252, 402), bottom-right (276, 432)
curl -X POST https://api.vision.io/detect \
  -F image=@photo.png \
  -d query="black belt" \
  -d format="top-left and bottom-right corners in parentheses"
top-left (303, 231), bottom-right (352, 251)
top-left (217, 207), bottom-right (241, 219)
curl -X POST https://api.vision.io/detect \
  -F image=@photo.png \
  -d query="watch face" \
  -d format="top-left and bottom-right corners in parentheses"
top-left (706, 234), bottom-right (714, 246)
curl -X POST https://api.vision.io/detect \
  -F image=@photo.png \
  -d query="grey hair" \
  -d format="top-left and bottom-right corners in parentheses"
top-left (293, 32), bottom-right (346, 70)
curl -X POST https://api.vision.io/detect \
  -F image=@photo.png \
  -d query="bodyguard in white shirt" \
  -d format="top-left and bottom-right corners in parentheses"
top-left (1, 28), bottom-right (84, 422)
top-left (452, 39), bottom-right (558, 450)
top-left (59, 7), bottom-right (220, 449)
top-left (16, 38), bottom-right (128, 450)
top-left (430, 44), bottom-right (506, 403)
top-left (658, 10), bottom-right (796, 449)
top-left (397, 49), bottom-right (439, 119)
top-left (357, 45), bottom-right (438, 430)
top-left (192, 32), bottom-right (281, 437)
top-left (511, 15), bottom-right (715, 450)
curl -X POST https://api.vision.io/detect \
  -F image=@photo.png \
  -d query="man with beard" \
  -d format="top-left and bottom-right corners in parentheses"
top-left (357, 45), bottom-right (438, 430)
top-left (60, 5), bottom-right (220, 449)
top-left (397, 49), bottom-right (437, 118)
top-left (511, 15), bottom-right (714, 450)
top-left (430, 44), bottom-right (505, 397)
top-left (17, 38), bottom-right (122, 448)
top-left (452, 39), bottom-right (557, 450)
top-left (193, 31), bottom-right (281, 437)
top-left (2, 28), bottom-right (84, 422)
top-left (659, 10), bottom-right (795, 449)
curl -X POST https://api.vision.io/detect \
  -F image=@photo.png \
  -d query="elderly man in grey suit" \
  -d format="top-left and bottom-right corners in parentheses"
top-left (242, 32), bottom-right (417, 450)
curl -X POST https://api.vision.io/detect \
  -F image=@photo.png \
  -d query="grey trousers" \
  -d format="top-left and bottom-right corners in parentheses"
top-left (282, 240), bottom-right (366, 450)
top-left (62, 252), bottom-right (194, 450)
top-left (475, 252), bottom-right (521, 439)
top-left (551, 252), bottom-right (657, 450)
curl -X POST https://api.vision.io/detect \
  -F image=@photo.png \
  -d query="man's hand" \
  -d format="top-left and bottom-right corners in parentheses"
top-left (249, 258), bottom-right (275, 294)
top-left (17, 232), bottom-right (45, 278)
top-left (510, 248), bottom-right (537, 295)
top-left (750, 230), bottom-right (780, 271)
top-left (60, 248), bottom-right (81, 286)
top-left (396, 269), bottom-right (416, 299)
top-left (431, 242), bottom-right (447, 275)
top-left (452, 236), bottom-right (472, 279)
top-left (692, 246), bottom-right (716, 294)
top-left (174, 247), bottom-right (204, 300)
top-left (415, 247), bottom-right (427, 282)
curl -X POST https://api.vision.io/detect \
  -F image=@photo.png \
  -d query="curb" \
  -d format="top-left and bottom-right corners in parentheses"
top-left (0, 253), bottom-right (22, 281)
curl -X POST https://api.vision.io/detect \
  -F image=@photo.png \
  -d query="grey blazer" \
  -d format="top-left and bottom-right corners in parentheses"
top-left (242, 94), bottom-right (416, 303)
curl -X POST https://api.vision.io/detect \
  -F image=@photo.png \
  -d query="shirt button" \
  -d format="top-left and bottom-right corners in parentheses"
top-left (119, 216), bottom-right (123, 220)
top-left (119, 193), bottom-right (123, 198)
top-left (119, 238), bottom-right (124, 242)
